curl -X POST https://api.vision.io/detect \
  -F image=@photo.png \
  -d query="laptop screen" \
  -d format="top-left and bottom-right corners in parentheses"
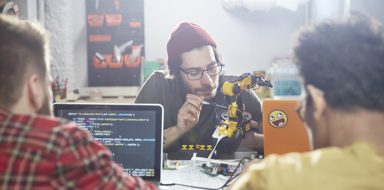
top-left (53, 103), bottom-right (163, 183)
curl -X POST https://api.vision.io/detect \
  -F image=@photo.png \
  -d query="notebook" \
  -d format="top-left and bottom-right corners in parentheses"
top-left (53, 103), bottom-right (164, 185)
top-left (262, 100), bottom-right (311, 157)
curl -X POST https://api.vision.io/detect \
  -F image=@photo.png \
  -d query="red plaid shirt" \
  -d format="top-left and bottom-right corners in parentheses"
top-left (0, 109), bottom-right (157, 190)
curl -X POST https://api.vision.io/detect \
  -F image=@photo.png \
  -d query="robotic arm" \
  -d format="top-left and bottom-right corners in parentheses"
top-left (214, 73), bottom-right (273, 152)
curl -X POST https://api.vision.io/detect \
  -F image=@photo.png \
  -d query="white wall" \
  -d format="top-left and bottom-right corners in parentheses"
top-left (68, 0), bottom-right (307, 87)
top-left (144, 0), bottom-right (306, 76)
top-left (350, 0), bottom-right (384, 24)
top-left (44, 0), bottom-right (76, 90)
top-left (310, 0), bottom-right (342, 21)
top-left (14, 0), bottom-right (384, 89)
top-left (72, 0), bottom-right (88, 88)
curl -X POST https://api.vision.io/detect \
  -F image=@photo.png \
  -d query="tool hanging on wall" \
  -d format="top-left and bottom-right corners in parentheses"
top-left (113, 40), bottom-right (133, 63)
top-left (94, 52), bottom-right (105, 63)
top-left (0, 0), bottom-right (19, 17)
top-left (129, 44), bottom-right (144, 62)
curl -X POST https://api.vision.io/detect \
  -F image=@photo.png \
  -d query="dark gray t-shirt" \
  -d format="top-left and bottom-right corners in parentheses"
top-left (134, 71), bottom-right (262, 153)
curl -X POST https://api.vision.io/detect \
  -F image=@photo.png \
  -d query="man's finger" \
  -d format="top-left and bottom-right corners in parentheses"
top-left (250, 120), bottom-right (258, 128)
top-left (185, 94), bottom-right (203, 110)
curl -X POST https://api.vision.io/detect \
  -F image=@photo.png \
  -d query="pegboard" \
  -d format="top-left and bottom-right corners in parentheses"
top-left (86, 0), bottom-right (145, 86)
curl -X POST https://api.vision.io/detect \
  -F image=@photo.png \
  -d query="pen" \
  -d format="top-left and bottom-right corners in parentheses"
top-left (202, 100), bottom-right (227, 108)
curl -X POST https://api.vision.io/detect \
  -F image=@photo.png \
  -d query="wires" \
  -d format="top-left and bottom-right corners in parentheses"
top-left (215, 87), bottom-right (229, 123)
top-left (215, 102), bottom-right (227, 123)
top-left (235, 88), bottom-right (244, 102)
top-left (255, 72), bottom-right (266, 79)
top-left (161, 157), bottom-right (252, 190)
top-left (220, 157), bottom-right (251, 188)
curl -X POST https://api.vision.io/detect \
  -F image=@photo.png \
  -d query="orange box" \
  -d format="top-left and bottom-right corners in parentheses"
top-left (92, 55), bottom-right (108, 68)
top-left (129, 22), bottom-right (141, 28)
top-left (106, 54), bottom-right (124, 68)
top-left (105, 14), bottom-right (122, 26)
top-left (88, 35), bottom-right (111, 42)
top-left (87, 14), bottom-right (104, 27)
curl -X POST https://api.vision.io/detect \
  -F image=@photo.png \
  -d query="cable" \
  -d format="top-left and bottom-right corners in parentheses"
top-left (220, 157), bottom-right (251, 188)
top-left (235, 88), bottom-right (244, 102)
top-left (215, 102), bottom-right (227, 122)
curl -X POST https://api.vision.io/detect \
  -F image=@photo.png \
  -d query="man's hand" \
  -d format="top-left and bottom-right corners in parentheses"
top-left (239, 120), bottom-right (264, 151)
top-left (176, 94), bottom-right (203, 134)
top-left (163, 94), bottom-right (203, 151)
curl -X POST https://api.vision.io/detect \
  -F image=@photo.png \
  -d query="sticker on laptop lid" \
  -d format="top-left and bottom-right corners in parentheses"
top-left (268, 110), bottom-right (287, 128)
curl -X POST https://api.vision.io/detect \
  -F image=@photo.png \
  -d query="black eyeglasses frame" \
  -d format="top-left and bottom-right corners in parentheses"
top-left (179, 63), bottom-right (223, 81)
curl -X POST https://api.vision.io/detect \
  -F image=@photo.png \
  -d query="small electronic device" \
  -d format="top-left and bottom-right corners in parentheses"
top-left (53, 103), bottom-right (164, 186)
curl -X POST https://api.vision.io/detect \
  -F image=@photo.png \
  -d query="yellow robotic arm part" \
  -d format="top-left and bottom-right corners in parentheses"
top-left (222, 75), bottom-right (253, 96)
top-left (214, 73), bottom-right (272, 153)
top-left (220, 73), bottom-right (272, 137)
top-left (222, 73), bottom-right (272, 97)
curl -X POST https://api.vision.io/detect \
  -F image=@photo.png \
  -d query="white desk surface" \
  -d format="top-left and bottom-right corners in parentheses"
top-left (160, 160), bottom-right (237, 190)
top-left (159, 148), bottom-right (261, 190)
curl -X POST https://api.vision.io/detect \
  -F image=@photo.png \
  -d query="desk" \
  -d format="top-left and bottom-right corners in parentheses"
top-left (160, 149), bottom-right (261, 189)
top-left (160, 161), bottom-right (230, 190)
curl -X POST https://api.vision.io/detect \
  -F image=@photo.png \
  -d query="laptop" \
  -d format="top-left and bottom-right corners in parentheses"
top-left (262, 100), bottom-right (311, 157)
top-left (53, 103), bottom-right (164, 186)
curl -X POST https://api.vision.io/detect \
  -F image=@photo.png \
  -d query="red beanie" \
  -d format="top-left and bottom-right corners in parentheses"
top-left (166, 21), bottom-right (217, 67)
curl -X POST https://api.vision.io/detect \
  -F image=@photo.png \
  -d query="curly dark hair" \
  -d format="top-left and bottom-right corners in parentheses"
top-left (292, 12), bottom-right (384, 112)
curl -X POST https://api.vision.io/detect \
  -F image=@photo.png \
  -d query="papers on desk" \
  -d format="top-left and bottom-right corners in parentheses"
top-left (161, 160), bottom-right (240, 190)
top-left (191, 153), bottom-right (239, 166)
top-left (160, 130), bottom-right (253, 189)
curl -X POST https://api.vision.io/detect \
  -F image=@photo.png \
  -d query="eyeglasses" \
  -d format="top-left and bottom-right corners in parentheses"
top-left (295, 100), bottom-right (306, 122)
top-left (180, 63), bottom-right (223, 80)
top-left (296, 85), bottom-right (324, 122)
top-left (296, 93), bottom-right (313, 122)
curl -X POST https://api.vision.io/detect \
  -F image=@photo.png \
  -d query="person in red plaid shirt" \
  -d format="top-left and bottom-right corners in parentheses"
top-left (0, 15), bottom-right (157, 190)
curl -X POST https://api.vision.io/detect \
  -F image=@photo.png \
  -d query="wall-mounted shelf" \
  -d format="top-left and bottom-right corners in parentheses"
top-left (86, 0), bottom-right (145, 87)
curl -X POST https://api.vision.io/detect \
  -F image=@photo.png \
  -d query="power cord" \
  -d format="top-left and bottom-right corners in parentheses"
top-left (160, 157), bottom-right (251, 190)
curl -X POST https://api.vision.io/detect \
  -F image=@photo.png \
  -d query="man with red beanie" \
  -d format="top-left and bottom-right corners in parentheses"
top-left (135, 21), bottom-right (264, 154)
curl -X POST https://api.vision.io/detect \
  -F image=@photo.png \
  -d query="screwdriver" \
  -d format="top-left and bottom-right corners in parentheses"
top-left (202, 100), bottom-right (227, 108)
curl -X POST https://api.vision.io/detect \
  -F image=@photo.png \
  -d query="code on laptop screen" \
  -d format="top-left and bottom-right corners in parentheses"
top-left (58, 109), bottom-right (156, 177)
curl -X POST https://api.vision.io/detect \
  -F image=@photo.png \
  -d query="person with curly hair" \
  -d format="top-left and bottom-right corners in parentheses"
top-left (228, 12), bottom-right (384, 190)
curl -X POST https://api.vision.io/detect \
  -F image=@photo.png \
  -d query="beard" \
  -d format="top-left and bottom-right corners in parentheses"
top-left (37, 90), bottom-right (53, 116)
top-left (184, 82), bottom-right (218, 101)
